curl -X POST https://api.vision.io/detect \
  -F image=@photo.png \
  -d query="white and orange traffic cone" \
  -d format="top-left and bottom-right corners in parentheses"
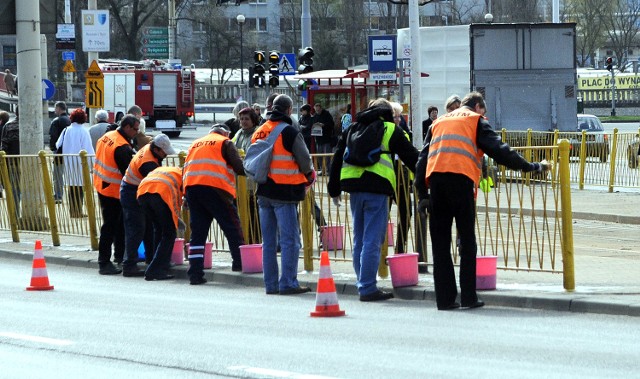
top-left (26, 240), bottom-right (54, 291)
top-left (310, 251), bottom-right (345, 317)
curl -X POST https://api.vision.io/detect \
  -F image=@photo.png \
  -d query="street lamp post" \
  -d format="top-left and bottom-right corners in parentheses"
top-left (236, 14), bottom-right (246, 84)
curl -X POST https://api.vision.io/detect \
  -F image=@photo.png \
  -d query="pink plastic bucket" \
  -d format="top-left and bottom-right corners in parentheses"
top-left (386, 253), bottom-right (419, 288)
top-left (240, 244), bottom-right (263, 273)
top-left (387, 222), bottom-right (394, 246)
top-left (172, 238), bottom-right (184, 265)
top-left (321, 225), bottom-right (344, 250)
top-left (476, 255), bottom-right (498, 290)
top-left (204, 242), bottom-right (213, 269)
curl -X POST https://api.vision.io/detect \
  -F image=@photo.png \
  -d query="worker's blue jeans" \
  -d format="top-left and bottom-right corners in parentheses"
top-left (349, 192), bottom-right (389, 296)
top-left (258, 196), bottom-right (301, 293)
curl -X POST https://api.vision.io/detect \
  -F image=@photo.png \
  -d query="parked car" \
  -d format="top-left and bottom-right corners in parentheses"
top-left (570, 114), bottom-right (609, 162)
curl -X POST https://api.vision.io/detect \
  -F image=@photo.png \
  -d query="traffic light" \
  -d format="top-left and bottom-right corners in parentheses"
top-left (298, 47), bottom-right (314, 74)
top-left (297, 79), bottom-right (314, 91)
top-left (606, 57), bottom-right (613, 72)
top-left (268, 50), bottom-right (280, 87)
top-left (253, 50), bottom-right (266, 88)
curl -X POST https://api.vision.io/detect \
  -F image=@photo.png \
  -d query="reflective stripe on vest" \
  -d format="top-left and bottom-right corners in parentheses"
top-left (93, 130), bottom-right (130, 199)
top-left (183, 133), bottom-right (237, 198)
top-left (340, 121), bottom-right (396, 192)
top-left (137, 167), bottom-right (183, 228)
top-left (252, 120), bottom-right (307, 185)
top-left (426, 108), bottom-right (484, 185)
top-left (123, 144), bottom-right (159, 186)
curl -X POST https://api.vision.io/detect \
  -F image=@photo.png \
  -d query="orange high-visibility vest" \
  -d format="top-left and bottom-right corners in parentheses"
top-left (251, 120), bottom-right (307, 185)
top-left (426, 107), bottom-right (484, 186)
top-left (123, 144), bottom-right (159, 186)
top-left (93, 130), bottom-right (130, 199)
top-left (137, 167), bottom-right (183, 228)
top-left (183, 132), bottom-right (237, 198)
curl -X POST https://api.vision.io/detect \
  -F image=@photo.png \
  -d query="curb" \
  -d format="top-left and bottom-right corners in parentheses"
top-left (4, 249), bottom-right (639, 318)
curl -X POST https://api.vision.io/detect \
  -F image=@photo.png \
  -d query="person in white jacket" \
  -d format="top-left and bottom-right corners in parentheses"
top-left (56, 108), bottom-right (95, 217)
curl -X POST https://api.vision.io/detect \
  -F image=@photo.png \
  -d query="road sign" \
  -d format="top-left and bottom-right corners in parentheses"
top-left (42, 79), bottom-right (55, 100)
top-left (140, 46), bottom-right (169, 57)
top-left (368, 35), bottom-right (397, 78)
top-left (142, 26), bottom-right (168, 36)
top-left (86, 60), bottom-right (104, 78)
top-left (56, 23), bottom-right (76, 50)
top-left (279, 53), bottom-right (296, 75)
top-left (63, 60), bottom-right (76, 73)
top-left (86, 78), bottom-right (104, 108)
top-left (82, 10), bottom-right (110, 52)
top-left (62, 51), bottom-right (75, 61)
top-left (140, 37), bottom-right (169, 45)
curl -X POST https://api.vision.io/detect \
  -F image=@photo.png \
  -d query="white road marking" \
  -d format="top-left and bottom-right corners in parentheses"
top-left (0, 332), bottom-right (73, 346)
top-left (228, 365), bottom-right (340, 379)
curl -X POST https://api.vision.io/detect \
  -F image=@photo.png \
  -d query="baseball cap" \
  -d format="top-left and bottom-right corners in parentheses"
top-left (152, 134), bottom-right (177, 155)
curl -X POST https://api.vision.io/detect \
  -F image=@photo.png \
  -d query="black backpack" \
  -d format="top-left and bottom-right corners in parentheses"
top-left (343, 119), bottom-right (389, 167)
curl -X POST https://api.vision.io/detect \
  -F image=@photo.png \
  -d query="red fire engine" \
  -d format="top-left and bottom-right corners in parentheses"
top-left (101, 59), bottom-right (195, 137)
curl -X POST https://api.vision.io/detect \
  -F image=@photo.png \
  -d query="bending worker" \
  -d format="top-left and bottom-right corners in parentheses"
top-left (415, 91), bottom-right (550, 311)
top-left (183, 124), bottom-right (246, 285)
top-left (120, 134), bottom-right (176, 277)
top-left (137, 166), bottom-right (183, 281)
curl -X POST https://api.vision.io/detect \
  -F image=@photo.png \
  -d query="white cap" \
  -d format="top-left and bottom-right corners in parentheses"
top-left (152, 134), bottom-right (176, 155)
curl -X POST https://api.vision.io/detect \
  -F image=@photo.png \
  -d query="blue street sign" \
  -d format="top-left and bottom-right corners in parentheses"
top-left (280, 53), bottom-right (296, 75)
top-left (62, 51), bottom-right (75, 61)
top-left (368, 35), bottom-right (397, 74)
top-left (42, 79), bottom-right (55, 100)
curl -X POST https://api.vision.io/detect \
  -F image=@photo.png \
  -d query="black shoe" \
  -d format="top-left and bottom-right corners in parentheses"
top-left (462, 300), bottom-right (485, 309)
top-left (122, 268), bottom-right (145, 277)
top-left (99, 263), bottom-right (122, 275)
top-left (144, 274), bottom-right (174, 281)
top-left (231, 262), bottom-right (242, 272)
top-left (190, 278), bottom-right (207, 285)
top-left (437, 302), bottom-right (461, 311)
top-left (359, 290), bottom-right (394, 302)
top-left (418, 263), bottom-right (430, 274)
top-left (266, 290), bottom-right (279, 295)
top-left (279, 286), bottom-right (312, 295)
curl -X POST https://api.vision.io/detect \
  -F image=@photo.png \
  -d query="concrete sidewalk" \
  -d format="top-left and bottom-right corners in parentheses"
top-left (1, 186), bottom-right (639, 317)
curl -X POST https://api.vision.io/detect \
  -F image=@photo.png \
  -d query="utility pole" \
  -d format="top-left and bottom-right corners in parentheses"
top-left (88, 0), bottom-right (98, 122)
top-left (65, 0), bottom-right (72, 102)
top-left (301, 0), bottom-right (311, 49)
top-left (409, 0), bottom-right (422, 150)
top-left (168, 0), bottom-right (176, 60)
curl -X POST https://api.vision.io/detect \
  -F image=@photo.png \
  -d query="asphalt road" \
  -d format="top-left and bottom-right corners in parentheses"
top-left (1, 260), bottom-right (638, 378)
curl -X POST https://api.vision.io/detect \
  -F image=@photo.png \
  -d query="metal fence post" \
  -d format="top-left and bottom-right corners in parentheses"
top-left (39, 151), bottom-right (60, 246)
top-left (579, 130), bottom-right (587, 190)
top-left (608, 128), bottom-right (618, 193)
top-left (0, 152), bottom-right (19, 242)
top-left (558, 139), bottom-right (575, 291)
top-left (301, 190), bottom-right (314, 272)
top-left (79, 151), bottom-right (99, 250)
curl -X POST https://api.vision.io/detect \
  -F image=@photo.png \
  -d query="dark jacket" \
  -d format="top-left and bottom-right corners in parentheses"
top-left (49, 112), bottom-right (71, 152)
top-left (313, 109), bottom-right (335, 145)
top-left (415, 109), bottom-right (540, 200)
top-left (327, 106), bottom-right (419, 198)
top-left (224, 117), bottom-right (241, 140)
top-left (256, 110), bottom-right (313, 202)
top-left (298, 113), bottom-right (314, 150)
top-left (0, 118), bottom-right (19, 155)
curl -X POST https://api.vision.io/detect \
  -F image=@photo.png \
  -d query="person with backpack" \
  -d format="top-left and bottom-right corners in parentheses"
top-left (327, 98), bottom-right (418, 302)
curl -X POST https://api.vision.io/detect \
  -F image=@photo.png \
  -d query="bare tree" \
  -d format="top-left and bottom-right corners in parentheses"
top-left (311, 0), bottom-right (343, 70)
top-left (602, 0), bottom-right (640, 71)
top-left (491, 0), bottom-right (543, 22)
top-left (340, 0), bottom-right (368, 67)
top-left (567, 0), bottom-right (611, 67)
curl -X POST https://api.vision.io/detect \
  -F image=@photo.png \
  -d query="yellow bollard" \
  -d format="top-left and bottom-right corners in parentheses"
top-left (301, 190), bottom-right (314, 272)
top-left (558, 140), bottom-right (575, 291)
top-left (39, 151), bottom-right (60, 246)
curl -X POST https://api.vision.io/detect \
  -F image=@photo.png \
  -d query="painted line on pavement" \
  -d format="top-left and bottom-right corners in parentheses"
top-left (0, 332), bottom-right (73, 346)
top-left (228, 365), bottom-right (340, 379)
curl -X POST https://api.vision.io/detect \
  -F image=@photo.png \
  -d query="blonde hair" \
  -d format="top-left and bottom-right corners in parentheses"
top-left (390, 101), bottom-right (404, 116)
top-left (445, 95), bottom-right (461, 112)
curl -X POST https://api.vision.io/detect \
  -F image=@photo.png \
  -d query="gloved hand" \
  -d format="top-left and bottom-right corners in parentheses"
top-left (332, 195), bottom-right (341, 207)
top-left (417, 196), bottom-right (430, 215)
top-left (533, 160), bottom-right (552, 172)
top-left (479, 177), bottom-right (494, 193)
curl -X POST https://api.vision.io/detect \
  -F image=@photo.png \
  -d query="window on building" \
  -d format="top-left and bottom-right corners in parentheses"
top-left (3, 46), bottom-right (16, 68)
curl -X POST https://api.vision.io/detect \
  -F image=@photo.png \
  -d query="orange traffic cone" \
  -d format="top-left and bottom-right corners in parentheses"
top-left (310, 251), bottom-right (345, 317)
top-left (26, 240), bottom-right (54, 291)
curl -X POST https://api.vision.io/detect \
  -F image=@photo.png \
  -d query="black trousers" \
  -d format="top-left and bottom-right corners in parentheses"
top-left (139, 193), bottom-right (176, 277)
top-left (97, 193), bottom-right (125, 266)
top-left (428, 173), bottom-right (478, 307)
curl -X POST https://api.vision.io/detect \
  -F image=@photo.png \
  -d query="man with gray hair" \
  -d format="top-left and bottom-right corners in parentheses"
top-left (251, 94), bottom-right (315, 295)
top-left (89, 109), bottom-right (111, 151)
